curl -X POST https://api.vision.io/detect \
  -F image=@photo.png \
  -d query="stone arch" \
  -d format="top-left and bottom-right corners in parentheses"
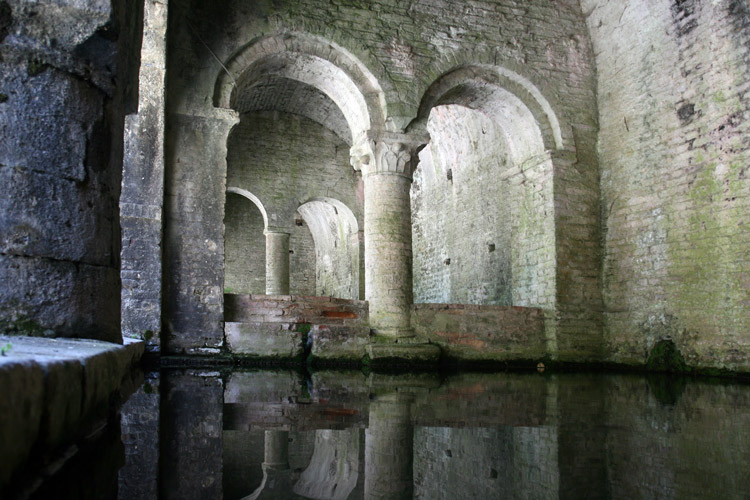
top-left (297, 197), bottom-right (361, 300)
top-left (410, 64), bottom-right (568, 161)
top-left (214, 31), bottom-right (388, 143)
top-left (224, 188), bottom-right (269, 295)
top-left (226, 187), bottom-right (268, 229)
top-left (410, 64), bottom-right (566, 309)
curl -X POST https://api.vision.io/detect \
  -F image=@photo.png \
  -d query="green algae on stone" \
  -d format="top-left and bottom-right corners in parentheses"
top-left (647, 339), bottom-right (688, 373)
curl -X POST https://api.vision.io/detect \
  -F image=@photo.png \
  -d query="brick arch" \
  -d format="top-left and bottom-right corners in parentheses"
top-left (410, 64), bottom-right (569, 161)
top-left (213, 31), bottom-right (388, 143)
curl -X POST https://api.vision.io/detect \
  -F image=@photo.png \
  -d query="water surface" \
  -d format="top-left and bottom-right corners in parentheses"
top-left (37, 369), bottom-right (750, 499)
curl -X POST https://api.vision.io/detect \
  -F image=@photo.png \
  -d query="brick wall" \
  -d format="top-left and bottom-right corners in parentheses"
top-left (411, 303), bottom-right (546, 361)
top-left (224, 192), bottom-right (266, 294)
top-left (224, 192), bottom-right (317, 296)
top-left (412, 106), bottom-right (513, 306)
top-left (226, 110), bottom-right (362, 299)
top-left (224, 294), bottom-right (369, 360)
top-left (583, 0), bottom-right (750, 370)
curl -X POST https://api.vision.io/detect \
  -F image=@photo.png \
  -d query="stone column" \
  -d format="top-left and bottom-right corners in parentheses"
top-left (263, 430), bottom-right (290, 469)
top-left (351, 132), bottom-right (426, 338)
top-left (264, 229), bottom-right (290, 295)
top-left (364, 393), bottom-right (414, 500)
top-left (120, 0), bottom-right (168, 348)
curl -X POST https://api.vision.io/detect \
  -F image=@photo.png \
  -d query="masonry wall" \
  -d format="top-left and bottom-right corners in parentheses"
top-left (224, 294), bottom-right (369, 361)
top-left (412, 303), bottom-right (546, 361)
top-left (0, 0), bottom-right (144, 342)
top-left (412, 106), bottom-right (513, 306)
top-left (226, 110), bottom-right (361, 299)
top-left (226, 111), bottom-right (362, 233)
top-left (224, 193), bottom-right (266, 295)
top-left (583, 0), bottom-right (750, 371)
top-left (290, 221), bottom-right (317, 296)
top-left (167, 0), bottom-right (597, 128)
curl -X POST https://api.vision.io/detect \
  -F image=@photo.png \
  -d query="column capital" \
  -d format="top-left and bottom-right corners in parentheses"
top-left (350, 131), bottom-right (430, 179)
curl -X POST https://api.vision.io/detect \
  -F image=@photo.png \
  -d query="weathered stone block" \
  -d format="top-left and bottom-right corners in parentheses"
top-left (0, 336), bottom-right (144, 489)
top-left (225, 321), bottom-right (304, 358)
top-left (0, 358), bottom-right (44, 487)
top-left (310, 324), bottom-right (370, 361)
top-left (39, 358), bottom-right (83, 450)
top-left (0, 254), bottom-right (120, 342)
top-left (0, 63), bottom-right (102, 183)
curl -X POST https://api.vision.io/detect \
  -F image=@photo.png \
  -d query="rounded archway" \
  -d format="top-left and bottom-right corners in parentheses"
top-left (411, 65), bottom-right (565, 308)
top-left (219, 32), bottom-right (377, 300)
top-left (215, 32), bottom-right (388, 144)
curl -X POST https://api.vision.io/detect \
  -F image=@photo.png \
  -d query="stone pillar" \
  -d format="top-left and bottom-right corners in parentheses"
top-left (162, 108), bottom-right (238, 354)
top-left (364, 393), bottom-right (414, 500)
top-left (351, 132), bottom-right (426, 338)
top-left (265, 230), bottom-right (290, 295)
top-left (263, 430), bottom-right (290, 470)
top-left (120, 0), bottom-right (168, 348)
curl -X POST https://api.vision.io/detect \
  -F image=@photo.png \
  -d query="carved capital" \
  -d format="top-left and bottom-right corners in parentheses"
top-left (350, 135), bottom-right (375, 172)
top-left (350, 131), bottom-right (429, 179)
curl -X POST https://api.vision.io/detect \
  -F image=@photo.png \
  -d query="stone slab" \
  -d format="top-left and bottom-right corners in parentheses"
top-left (225, 322), bottom-right (304, 359)
top-left (0, 336), bottom-right (144, 489)
top-left (310, 324), bottom-right (370, 361)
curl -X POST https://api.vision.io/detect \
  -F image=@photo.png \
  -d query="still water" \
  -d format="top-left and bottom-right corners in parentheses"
top-left (32, 369), bottom-right (750, 499)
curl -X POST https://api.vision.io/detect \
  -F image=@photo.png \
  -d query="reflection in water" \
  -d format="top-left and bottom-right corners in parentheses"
top-left (26, 369), bottom-right (750, 499)
top-left (145, 370), bottom-right (750, 500)
top-left (294, 429), bottom-right (361, 500)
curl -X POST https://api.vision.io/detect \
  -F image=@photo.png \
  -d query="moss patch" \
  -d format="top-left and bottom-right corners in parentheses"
top-left (0, 314), bottom-right (51, 337)
top-left (647, 339), bottom-right (688, 373)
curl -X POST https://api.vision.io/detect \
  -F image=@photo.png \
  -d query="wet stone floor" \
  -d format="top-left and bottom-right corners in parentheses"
top-left (25, 368), bottom-right (750, 499)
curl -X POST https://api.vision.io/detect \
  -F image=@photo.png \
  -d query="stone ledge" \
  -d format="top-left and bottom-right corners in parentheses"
top-left (366, 342), bottom-right (441, 367)
top-left (0, 336), bottom-right (144, 490)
